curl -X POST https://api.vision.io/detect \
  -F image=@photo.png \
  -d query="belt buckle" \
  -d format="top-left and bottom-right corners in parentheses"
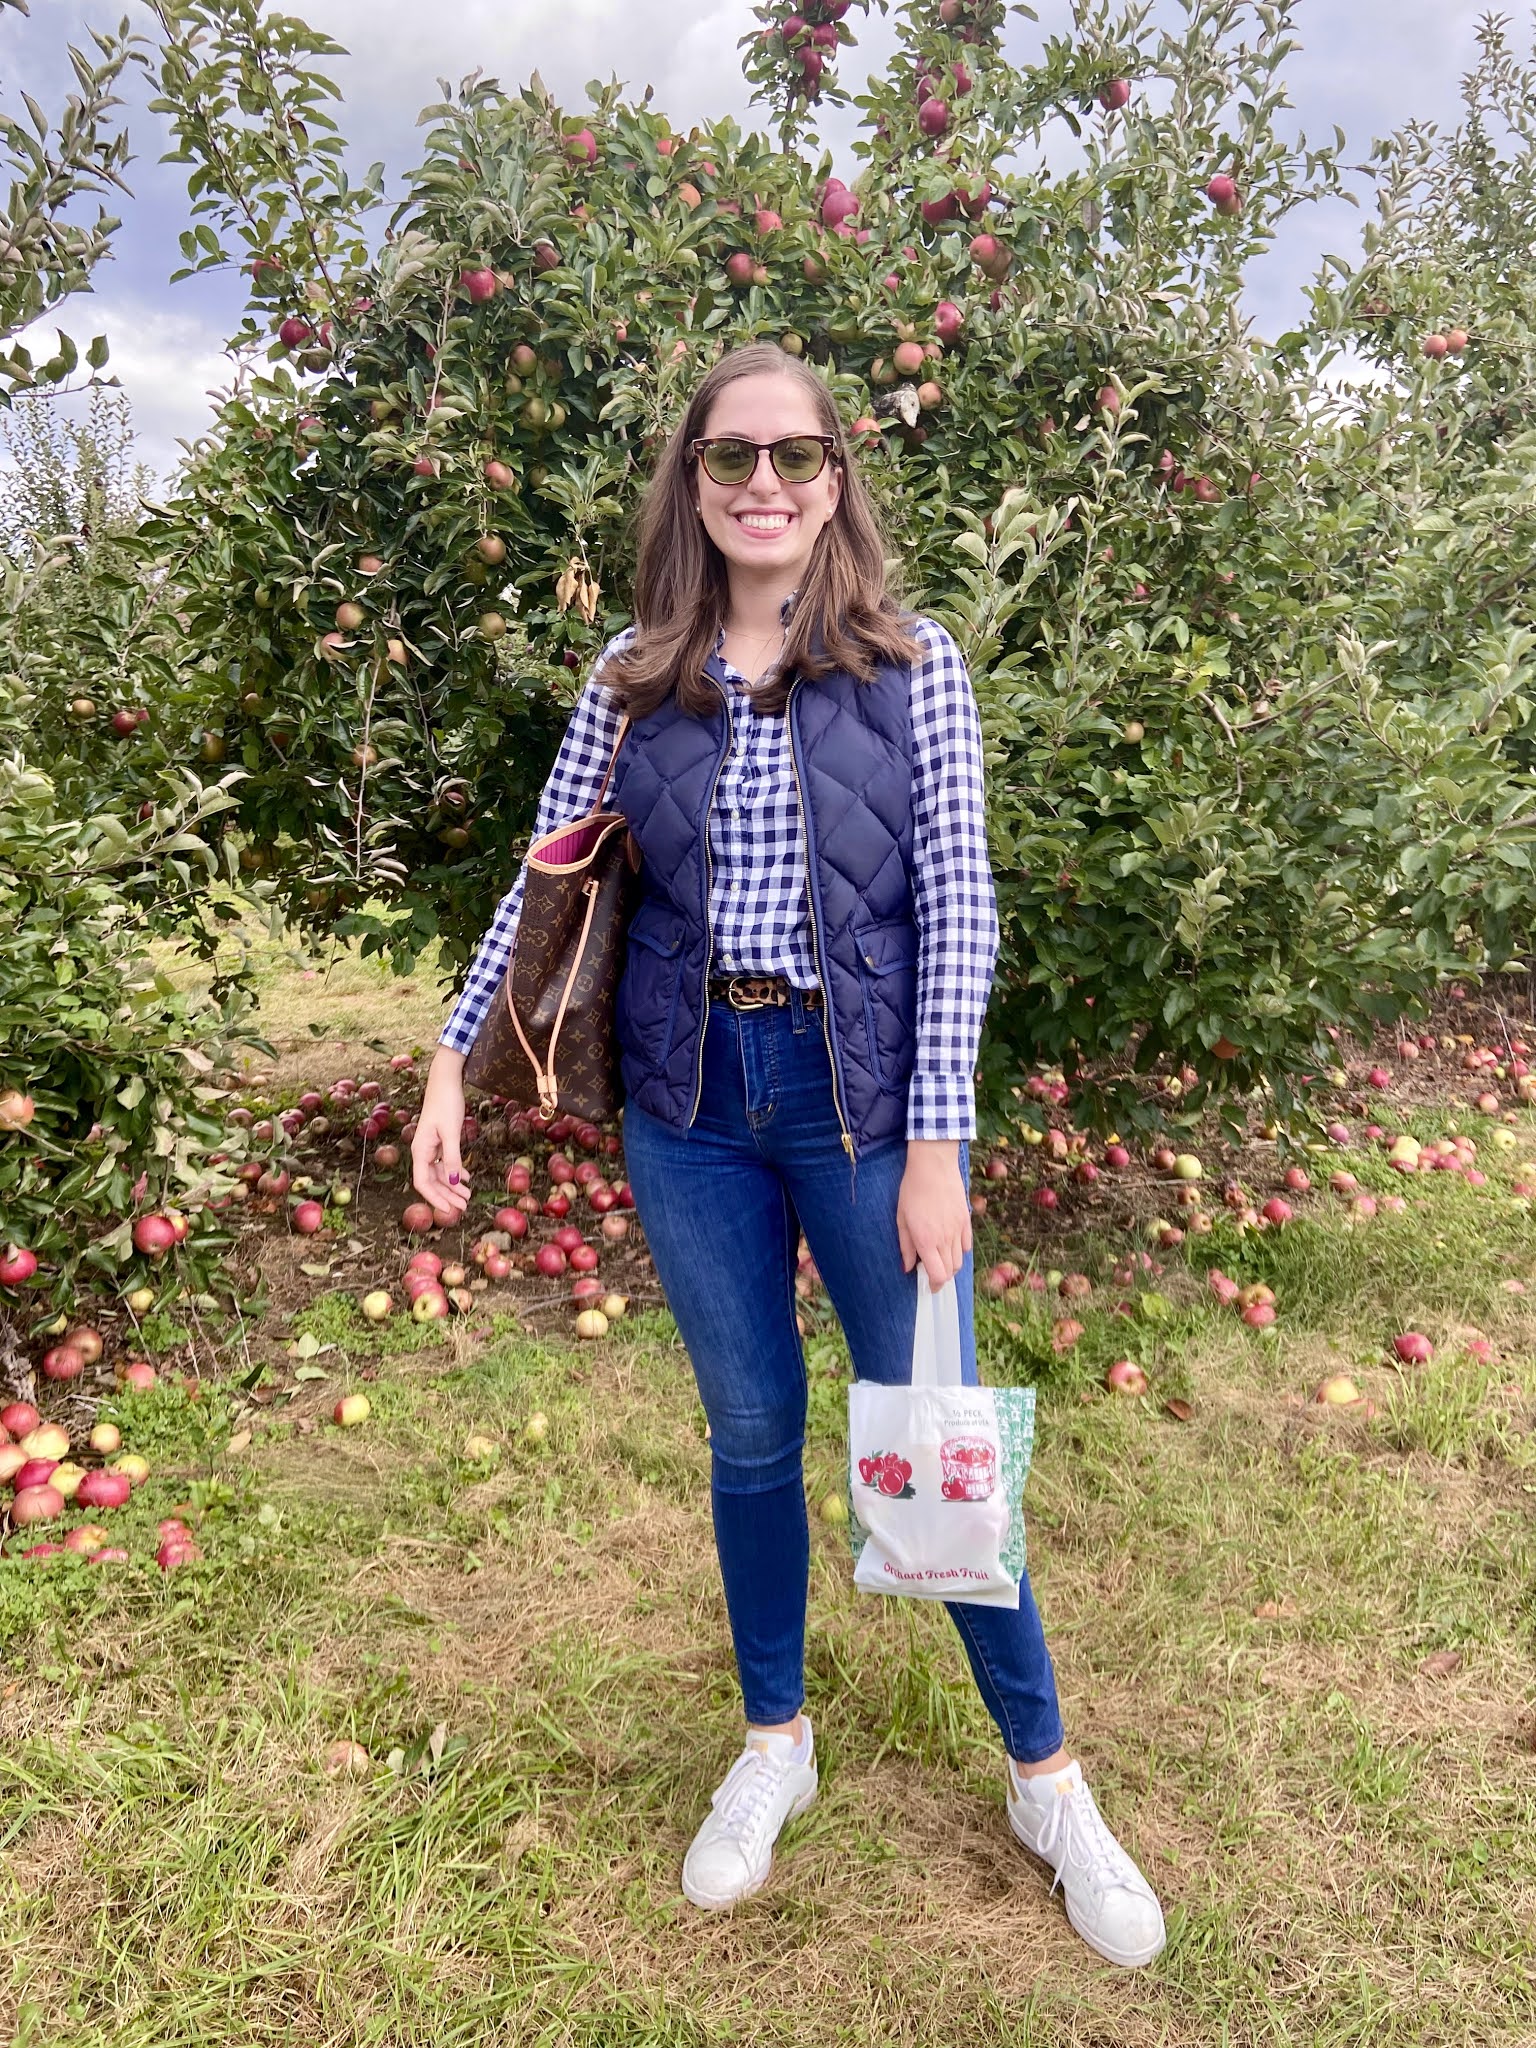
top-left (727, 976), bottom-right (771, 1011)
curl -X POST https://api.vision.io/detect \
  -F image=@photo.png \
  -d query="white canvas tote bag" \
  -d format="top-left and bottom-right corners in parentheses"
top-left (847, 1268), bottom-right (1036, 1609)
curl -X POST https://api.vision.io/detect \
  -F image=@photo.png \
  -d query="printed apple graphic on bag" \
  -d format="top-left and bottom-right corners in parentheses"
top-left (858, 1451), bottom-right (915, 1499)
top-left (939, 1434), bottom-right (997, 1502)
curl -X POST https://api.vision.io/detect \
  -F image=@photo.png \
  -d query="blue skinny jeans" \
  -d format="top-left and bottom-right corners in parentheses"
top-left (620, 991), bottom-right (1066, 1764)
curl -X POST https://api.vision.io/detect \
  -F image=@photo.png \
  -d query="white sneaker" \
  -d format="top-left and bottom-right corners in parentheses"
top-left (681, 1718), bottom-right (818, 1910)
top-left (1006, 1757), bottom-right (1166, 1968)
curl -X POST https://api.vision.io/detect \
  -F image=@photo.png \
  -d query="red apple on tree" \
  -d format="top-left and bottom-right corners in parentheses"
top-left (969, 233), bottom-right (1010, 280)
top-left (820, 181), bottom-right (858, 228)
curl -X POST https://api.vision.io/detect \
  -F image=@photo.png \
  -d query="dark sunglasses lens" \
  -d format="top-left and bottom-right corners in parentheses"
top-left (773, 438), bottom-right (825, 481)
top-left (703, 440), bottom-right (756, 483)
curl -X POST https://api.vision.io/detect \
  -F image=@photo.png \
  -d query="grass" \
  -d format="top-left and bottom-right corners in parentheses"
top-left (151, 885), bottom-right (452, 1086)
top-left (5, 922), bottom-right (1536, 2046)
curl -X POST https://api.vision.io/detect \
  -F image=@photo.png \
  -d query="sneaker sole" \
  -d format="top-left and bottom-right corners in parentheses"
top-left (681, 1779), bottom-right (818, 1912)
top-left (1006, 1806), bottom-right (1166, 1969)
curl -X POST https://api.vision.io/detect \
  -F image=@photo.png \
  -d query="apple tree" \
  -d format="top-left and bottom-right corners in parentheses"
top-left (117, 0), bottom-right (1536, 1140)
top-left (0, 5), bottom-right (266, 1337)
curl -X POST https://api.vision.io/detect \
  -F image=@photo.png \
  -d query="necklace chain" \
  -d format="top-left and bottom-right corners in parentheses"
top-left (724, 621), bottom-right (787, 686)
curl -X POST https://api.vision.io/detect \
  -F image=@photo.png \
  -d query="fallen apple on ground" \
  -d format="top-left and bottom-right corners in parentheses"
top-left (49, 1462), bottom-right (85, 1500)
top-left (1314, 1375), bottom-right (1361, 1405)
top-left (11, 1484), bottom-right (64, 1524)
top-left (333, 1393), bottom-right (371, 1427)
top-left (76, 1469), bottom-right (132, 1509)
top-left (1391, 1331), bottom-right (1434, 1364)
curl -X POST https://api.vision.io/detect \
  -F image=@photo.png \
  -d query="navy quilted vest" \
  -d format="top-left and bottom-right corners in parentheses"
top-left (610, 641), bottom-right (917, 1162)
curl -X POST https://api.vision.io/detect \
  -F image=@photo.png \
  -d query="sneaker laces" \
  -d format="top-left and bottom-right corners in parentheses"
top-left (1034, 1777), bottom-right (1135, 1898)
top-left (709, 1747), bottom-right (793, 1850)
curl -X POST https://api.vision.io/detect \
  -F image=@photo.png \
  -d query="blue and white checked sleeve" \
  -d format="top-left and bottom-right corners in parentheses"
top-left (437, 630), bottom-right (634, 1058)
top-left (906, 617), bottom-right (999, 1140)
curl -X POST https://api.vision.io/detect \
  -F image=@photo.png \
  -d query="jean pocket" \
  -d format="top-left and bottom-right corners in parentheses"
top-left (853, 917), bottom-right (918, 1093)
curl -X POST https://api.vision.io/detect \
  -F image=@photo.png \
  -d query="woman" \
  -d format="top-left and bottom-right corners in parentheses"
top-left (415, 342), bottom-right (1165, 1967)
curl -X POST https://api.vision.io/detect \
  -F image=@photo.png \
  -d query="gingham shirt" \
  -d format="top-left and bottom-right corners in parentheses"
top-left (439, 596), bottom-right (999, 1139)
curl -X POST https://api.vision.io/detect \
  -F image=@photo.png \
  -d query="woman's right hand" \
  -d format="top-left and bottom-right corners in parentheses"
top-left (412, 1048), bottom-right (472, 1220)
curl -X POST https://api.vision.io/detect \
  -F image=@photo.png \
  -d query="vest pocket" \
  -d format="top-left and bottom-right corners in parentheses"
top-left (853, 917), bottom-right (918, 1093)
top-left (621, 907), bottom-right (687, 1063)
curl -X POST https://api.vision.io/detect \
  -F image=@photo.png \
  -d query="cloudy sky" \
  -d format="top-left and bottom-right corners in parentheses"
top-left (1, 0), bottom-right (1495, 482)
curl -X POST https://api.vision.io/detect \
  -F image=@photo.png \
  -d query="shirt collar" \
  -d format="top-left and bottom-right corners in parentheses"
top-left (712, 586), bottom-right (799, 658)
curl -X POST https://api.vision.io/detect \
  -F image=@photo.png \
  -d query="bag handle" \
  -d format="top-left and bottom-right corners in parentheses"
top-left (593, 713), bottom-right (631, 811)
top-left (911, 1266), bottom-right (964, 1389)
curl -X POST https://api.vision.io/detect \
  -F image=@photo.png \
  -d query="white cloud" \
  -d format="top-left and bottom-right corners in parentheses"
top-left (12, 294), bottom-right (236, 488)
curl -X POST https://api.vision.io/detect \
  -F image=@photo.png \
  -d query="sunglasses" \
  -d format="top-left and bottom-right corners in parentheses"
top-left (687, 434), bottom-right (839, 486)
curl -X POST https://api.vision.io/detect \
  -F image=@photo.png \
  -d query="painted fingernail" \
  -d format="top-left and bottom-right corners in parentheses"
top-left (448, 1172), bottom-right (459, 1185)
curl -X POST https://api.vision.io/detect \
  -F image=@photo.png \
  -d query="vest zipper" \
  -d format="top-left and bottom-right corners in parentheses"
top-left (688, 671), bottom-right (734, 1130)
top-left (788, 676), bottom-right (856, 1169)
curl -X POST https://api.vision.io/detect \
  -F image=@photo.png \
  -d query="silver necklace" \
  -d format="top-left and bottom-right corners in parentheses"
top-left (725, 621), bottom-right (787, 687)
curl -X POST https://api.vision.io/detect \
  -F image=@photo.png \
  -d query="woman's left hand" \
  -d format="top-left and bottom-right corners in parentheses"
top-left (896, 1139), bottom-right (972, 1289)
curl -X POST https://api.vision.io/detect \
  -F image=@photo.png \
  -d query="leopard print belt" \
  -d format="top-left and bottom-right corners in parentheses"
top-left (707, 973), bottom-right (824, 1011)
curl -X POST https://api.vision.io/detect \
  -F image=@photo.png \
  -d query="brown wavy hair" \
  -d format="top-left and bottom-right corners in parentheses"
top-left (601, 342), bottom-right (926, 719)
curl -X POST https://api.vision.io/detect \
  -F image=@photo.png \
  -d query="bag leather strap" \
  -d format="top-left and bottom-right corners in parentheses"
top-left (595, 713), bottom-right (630, 807)
top-left (511, 870), bottom-right (607, 1119)
top-left (504, 712), bottom-right (632, 1120)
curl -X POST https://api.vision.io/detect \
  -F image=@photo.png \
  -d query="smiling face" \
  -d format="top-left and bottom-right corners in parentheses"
top-left (692, 371), bottom-right (842, 601)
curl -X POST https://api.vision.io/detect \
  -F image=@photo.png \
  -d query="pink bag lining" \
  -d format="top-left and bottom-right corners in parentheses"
top-left (531, 815), bottom-right (621, 868)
